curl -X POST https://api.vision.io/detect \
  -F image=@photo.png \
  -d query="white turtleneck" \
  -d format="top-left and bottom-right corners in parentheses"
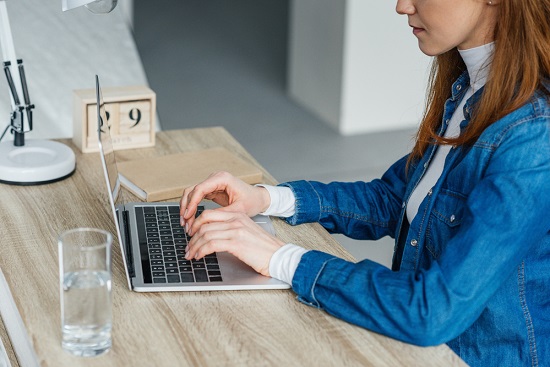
top-left (405, 42), bottom-right (494, 223)
top-left (263, 43), bottom-right (495, 284)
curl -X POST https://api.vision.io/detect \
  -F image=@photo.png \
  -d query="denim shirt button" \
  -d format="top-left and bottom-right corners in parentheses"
top-left (445, 119), bottom-right (450, 125)
top-left (402, 202), bottom-right (406, 209)
top-left (456, 85), bottom-right (462, 91)
top-left (450, 214), bottom-right (456, 223)
top-left (410, 239), bottom-right (418, 247)
top-left (428, 188), bottom-right (433, 196)
top-left (423, 162), bottom-right (429, 169)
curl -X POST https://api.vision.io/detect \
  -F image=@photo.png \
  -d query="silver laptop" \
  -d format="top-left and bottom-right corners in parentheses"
top-left (95, 75), bottom-right (290, 292)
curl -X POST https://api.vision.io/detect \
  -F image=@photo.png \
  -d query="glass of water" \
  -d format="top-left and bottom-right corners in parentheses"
top-left (58, 228), bottom-right (112, 357)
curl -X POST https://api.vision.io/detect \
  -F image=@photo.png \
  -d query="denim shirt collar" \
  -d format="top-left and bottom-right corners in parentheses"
top-left (448, 71), bottom-right (485, 131)
top-left (404, 72), bottom-right (486, 204)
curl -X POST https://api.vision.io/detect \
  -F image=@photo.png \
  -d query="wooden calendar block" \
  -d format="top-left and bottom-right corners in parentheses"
top-left (73, 85), bottom-right (156, 153)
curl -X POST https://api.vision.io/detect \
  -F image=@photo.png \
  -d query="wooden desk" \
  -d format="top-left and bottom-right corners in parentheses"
top-left (0, 315), bottom-right (17, 367)
top-left (0, 128), bottom-right (466, 366)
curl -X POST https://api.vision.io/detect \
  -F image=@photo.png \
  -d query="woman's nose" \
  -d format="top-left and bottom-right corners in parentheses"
top-left (396, 0), bottom-right (415, 15)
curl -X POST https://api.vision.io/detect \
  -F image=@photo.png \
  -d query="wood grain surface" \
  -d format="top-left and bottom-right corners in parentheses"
top-left (0, 314), bottom-right (18, 367)
top-left (0, 128), bottom-right (466, 367)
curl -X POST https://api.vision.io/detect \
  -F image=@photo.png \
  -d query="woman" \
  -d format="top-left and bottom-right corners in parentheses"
top-left (180, 0), bottom-right (550, 365)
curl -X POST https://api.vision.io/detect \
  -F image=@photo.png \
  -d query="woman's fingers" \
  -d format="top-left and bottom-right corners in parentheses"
top-left (179, 172), bottom-right (232, 227)
top-left (185, 211), bottom-right (284, 277)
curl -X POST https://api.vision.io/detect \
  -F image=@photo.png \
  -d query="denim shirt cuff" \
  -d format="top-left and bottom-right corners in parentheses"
top-left (278, 181), bottom-right (322, 225)
top-left (291, 250), bottom-right (338, 308)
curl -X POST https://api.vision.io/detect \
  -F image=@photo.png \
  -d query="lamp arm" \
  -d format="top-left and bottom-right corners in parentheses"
top-left (0, 0), bottom-right (34, 146)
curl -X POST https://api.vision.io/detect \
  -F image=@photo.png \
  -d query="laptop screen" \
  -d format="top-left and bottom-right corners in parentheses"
top-left (96, 76), bottom-right (121, 205)
top-left (96, 75), bottom-right (133, 289)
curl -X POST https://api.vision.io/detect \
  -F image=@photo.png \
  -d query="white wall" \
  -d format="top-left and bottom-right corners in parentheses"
top-left (288, 0), bottom-right (346, 131)
top-left (0, 1), bottom-right (148, 141)
top-left (289, 0), bottom-right (431, 135)
top-left (118, 0), bottom-right (134, 28)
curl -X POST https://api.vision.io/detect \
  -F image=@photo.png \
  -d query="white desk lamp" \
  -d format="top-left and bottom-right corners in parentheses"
top-left (0, 0), bottom-right (77, 185)
top-left (62, 0), bottom-right (118, 14)
top-left (0, 0), bottom-right (117, 185)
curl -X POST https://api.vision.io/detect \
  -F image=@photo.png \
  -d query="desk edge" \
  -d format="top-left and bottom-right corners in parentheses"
top-left (0, 268), bottom-right (39, 367)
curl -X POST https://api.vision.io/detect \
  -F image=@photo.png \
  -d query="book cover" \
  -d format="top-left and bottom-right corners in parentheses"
top-left (117, 147), bottom-right (263, 202)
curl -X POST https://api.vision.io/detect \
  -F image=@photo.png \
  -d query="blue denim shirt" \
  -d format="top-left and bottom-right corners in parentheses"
top-left (280, 73), bottom-right (550, 366)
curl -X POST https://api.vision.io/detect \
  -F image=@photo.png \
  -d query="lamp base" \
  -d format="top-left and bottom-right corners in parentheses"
top-left (0, 140), bottom-right (76, 185)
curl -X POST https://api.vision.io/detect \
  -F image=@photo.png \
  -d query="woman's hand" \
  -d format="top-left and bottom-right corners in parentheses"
top-left (179, 171), bottom-right (271, 231)
top-left (185, 210), bottom-right (284, 277)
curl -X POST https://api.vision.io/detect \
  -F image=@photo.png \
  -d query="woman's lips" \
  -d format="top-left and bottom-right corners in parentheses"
top-left (412, 27), bottom-right (425, 35)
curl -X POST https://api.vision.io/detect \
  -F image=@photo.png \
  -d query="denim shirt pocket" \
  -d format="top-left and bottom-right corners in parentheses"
top-left (425, 188), bottom-right (467, 260)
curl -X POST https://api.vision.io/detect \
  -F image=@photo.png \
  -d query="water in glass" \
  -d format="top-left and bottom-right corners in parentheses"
top-left (61, 269), bottom-right (112, 357)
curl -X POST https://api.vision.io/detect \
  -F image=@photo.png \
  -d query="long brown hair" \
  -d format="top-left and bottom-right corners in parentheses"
top-left (409, 0), bottom-right (550, 163)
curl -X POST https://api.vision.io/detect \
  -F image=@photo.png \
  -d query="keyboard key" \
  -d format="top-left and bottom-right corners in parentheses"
top-left (207, 264), bottom-right (220, 270)
top-left (152, 271), bottom-right (165, 277)
top-left (152, 266), bottom-right (164, 271)
top-left (153, 278), bottom-right (166, 283)
top-left (194, 269), bottom-right (208, 282)
top-left (180, 266), bottom-right (192, 272)
top-left (167, 275), bottom-right (180, 283)
top-left (193, 263), bottom-right (206, 269)
top-left (166, 268), bottom-right (178, 274)
top-left (205, 257), bottom-right (219, 264)
top-left (151, 260), bottom-right (163, 265)
top-left (180, 273), bottom-right (195, 282)
top-left (209, 276), bottom-right (223, 282)
top-left (208, 271), bottom-right (221, 276)
top-left (165, 262), bottom-right (177, 268)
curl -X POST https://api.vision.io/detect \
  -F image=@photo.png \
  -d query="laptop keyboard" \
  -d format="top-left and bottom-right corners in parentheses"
top-left (135, 205), bottom-right (223, 284)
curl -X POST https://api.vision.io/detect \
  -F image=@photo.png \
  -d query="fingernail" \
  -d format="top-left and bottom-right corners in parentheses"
top-left (185, 245), bottom-right (189, 253)
top-left (180, 215), bottom-right (185, 227)
top-left (185, 223), bottom-right (189, 234)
